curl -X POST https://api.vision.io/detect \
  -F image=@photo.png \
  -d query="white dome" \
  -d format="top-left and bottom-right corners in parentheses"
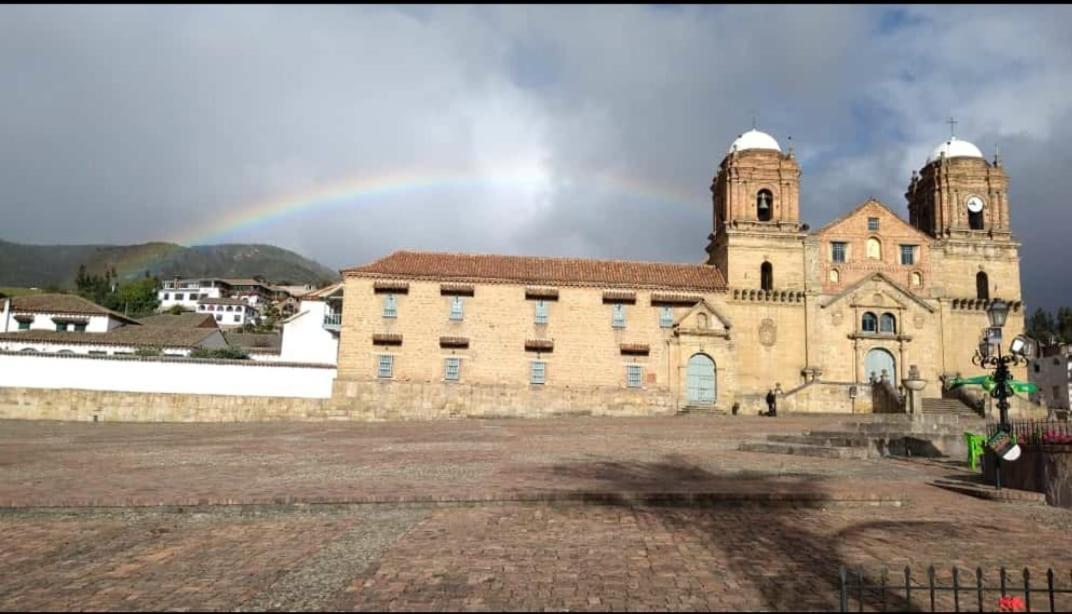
top-left (728, 129), bottom-right (781, 154)
top-left (927, 136), bottom-right (984, 163)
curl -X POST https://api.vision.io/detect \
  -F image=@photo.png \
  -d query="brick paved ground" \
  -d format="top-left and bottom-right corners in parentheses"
top-left (1, 416), bottom-right (1071, 611)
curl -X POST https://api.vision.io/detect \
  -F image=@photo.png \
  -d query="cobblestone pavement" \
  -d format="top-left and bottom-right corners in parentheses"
top-left (1, 417), bottom-right (1071, 611)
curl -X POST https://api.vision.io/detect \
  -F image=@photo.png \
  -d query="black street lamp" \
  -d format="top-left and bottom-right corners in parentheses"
top-left (971, 298), bottom-right (1034, 490)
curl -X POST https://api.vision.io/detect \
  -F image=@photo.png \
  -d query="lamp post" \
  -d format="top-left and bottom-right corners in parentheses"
top-left (971, 298), bottom-right (1031, 490)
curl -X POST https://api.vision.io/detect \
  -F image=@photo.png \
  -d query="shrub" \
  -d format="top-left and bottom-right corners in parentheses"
top-left (190, 346), bottom-right (250, 360)
top-left (134, 346), bottom-right (161, 357)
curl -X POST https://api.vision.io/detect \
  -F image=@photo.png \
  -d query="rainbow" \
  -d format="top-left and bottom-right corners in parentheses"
top-left (113, 165), bottom-right (705, 276)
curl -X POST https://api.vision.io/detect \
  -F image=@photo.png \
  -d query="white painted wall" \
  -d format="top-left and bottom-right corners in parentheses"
top-left (158, 285), bottom-right (223, 311)
top-left (197, 302), bottom-right (259, 328)
top-left (0, 308), bottom-right (120, 333)
top-left (280, 300), bottom-right (339, 365)
top-left (0, 352), bottom-right (336, 398)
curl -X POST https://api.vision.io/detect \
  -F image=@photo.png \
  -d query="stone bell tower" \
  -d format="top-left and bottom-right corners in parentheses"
top-left (706, 129), bottom-right (807, 291)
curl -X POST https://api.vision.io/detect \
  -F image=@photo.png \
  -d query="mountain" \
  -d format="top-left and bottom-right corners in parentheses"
top-left (0, 239), bottom-right (341, 288)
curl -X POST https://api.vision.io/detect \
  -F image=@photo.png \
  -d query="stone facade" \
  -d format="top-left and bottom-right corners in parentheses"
top-left (331, 130), bottom-right (1028, 417)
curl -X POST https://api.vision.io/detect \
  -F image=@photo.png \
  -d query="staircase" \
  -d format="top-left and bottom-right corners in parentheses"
top-left (738, 416), bottom-right (983, 460)
top-left (923, 397), bottom-right (983, 419)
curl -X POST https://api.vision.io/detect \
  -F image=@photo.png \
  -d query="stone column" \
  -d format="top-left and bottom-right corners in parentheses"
top-left (902, 364), bottom-right (927, 418)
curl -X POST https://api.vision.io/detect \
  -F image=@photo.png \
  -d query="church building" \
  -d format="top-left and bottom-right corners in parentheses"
top-left (330, 129), bottom-right (1026, 418)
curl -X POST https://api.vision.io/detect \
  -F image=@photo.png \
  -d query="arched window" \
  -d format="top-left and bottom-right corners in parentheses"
top-left (829, 269), bottom-right (840, 284)
top-left (969, 209), bottom-right (984, 230)
top-left (976, 272), bottom-right (989, 300)
top-left (911, 271), bottom-right (922, 287)
top-left (880, 313), bottom-right (896, 333)
top-left (862, 312), bottom-right (878, 333)
top-left (760, 262), bottom-right (773, 291)
top-left (866, 237), bottom-right (882, 260)
top-left (756, 189), bottom-right (773, 222)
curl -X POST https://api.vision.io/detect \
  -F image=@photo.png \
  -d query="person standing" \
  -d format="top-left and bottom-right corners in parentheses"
top-left (765, 389), bottom-right (777, 417)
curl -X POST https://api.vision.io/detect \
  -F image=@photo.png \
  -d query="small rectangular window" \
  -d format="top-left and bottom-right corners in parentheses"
top-left (18, 320), bottom-right (30, 330)
top-left (659, 306), bottom-right (673, 328)
top-left (377, 355), bottom-right (394, 379)
top-left (534, 300), bottom-right (548, 325)
top-left (612, 304), bottom-right (626, 328)
top-left (234, 315), bottom-right (241, 322)
top-left (868, 217), bottom-right (879, 231)
top-left (444, 357), bottom-right (461, 381)
top-left (175, 293), bottom-right (184, 301)
top-left (900, 245), bottom-right (916, 265)
top-left (450, 296), bottom-right (464, 321)
top-left (163, 293), bottom-right (170, 300)
top-left (531, 361), bottom-right (546, 385)
top-left (626, 365), bottom-right (643, 388)
top-left (55, 323), bottom-right (67, 332)
top-left (383, 294), bottom-right (397, 318)
top-left (74, 323), bottom-right (87, 333)
top-left (831, 242), bottom-right (847, 263)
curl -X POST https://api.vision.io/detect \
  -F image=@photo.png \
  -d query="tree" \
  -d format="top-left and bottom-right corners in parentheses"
top-left (1059, 307), bottom-right (1072, 344)
top-left (1027, 307), bottom-right (1058, 344)
top-left (112, 276), bottom-right (161, 317)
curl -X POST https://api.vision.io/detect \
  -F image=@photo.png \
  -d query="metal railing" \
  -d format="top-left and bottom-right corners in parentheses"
top-left (840, 565), bottom-right (1072, 612)
top-left (322, 313), bottom-right (342, 328)
top-left (986, 420), bottom-right (1072, 445)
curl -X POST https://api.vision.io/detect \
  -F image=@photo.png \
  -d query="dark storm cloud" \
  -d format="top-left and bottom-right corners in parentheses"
top-left (1, 5), bottom-right (1070, 311)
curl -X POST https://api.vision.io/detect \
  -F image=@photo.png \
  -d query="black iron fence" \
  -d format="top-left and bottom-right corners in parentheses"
top-left (839, 566), bottom-right (1072, 612)
top-left (986, 420), bottom-right (1072, 446)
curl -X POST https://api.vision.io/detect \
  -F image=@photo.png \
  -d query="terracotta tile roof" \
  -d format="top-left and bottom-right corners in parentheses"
top-left (440, 284), bottom-right (475, 296)
top-left (0, 327), bottom-right (220, 349)
top-left (650, 293), bottom-right (702, 306)
top-left (300, 282), bottom-right (344, 301)
top-left (9, 294), bottom-right (140, 324)
top-left (524, 339), bottom-right (554, 352)
top-left (372, 333), bottom-right (403, 345)
top-left (222, 332), bottom-right (282, 351)
top-left (137, 313), bottom-right (219, 329)
top-left (524, 287), bottom-right (559, 300)
top-left (198, 297), bottom-right (252, 307)
top-left (620, 343), bottom-right (651, 355)
top-left (344, 251), bottom-right (727, 292)
top-left (439, 336), bottom-right (470, 348)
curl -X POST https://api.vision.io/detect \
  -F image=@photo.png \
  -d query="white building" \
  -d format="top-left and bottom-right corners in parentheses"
top-left (197, 297), bottom-right (260, 328)
top-left (1, 294), bottom-right (139, 333)
top-left (1029, 344), bottom-right (1072, 414)
top-left (279, 283), bottom-right (342, 365)
top-left (158, 278), bottom-right (229, 311)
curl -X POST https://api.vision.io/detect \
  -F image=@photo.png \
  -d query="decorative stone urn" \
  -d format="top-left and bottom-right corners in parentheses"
top-left (902, 364), bottom-right (927, 416)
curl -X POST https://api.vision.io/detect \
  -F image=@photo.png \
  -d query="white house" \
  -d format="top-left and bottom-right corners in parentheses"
top-left (197, 297), bottom-right (260, 328)
top-left (0, 322), bottom-right (227, 356)
top-left (278, 283), bottom-right (342, 365)
top-left (158, 278), bottom-right (230, 311)
top-left (1, 294), bottom-right (139, 333)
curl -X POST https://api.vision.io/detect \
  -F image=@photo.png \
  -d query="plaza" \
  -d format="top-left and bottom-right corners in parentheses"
top-left (2, 416), bottom-right (1071, 611)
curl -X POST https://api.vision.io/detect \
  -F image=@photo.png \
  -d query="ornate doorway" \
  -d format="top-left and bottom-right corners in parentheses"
top-left (686, 353), bottom-right (717, 405)
top-left (865, 348), bottom-right (896, 383)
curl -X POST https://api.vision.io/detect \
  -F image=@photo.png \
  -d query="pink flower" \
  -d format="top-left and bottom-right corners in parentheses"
top-left (999, 595), bottom-right (1026, 612)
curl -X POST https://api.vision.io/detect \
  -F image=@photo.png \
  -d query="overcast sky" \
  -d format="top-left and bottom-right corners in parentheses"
top-left (0, 5), bottom-right (1068, 310)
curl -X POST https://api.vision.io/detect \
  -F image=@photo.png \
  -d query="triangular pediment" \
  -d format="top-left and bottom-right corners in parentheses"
top-left (811, 198), bottom-right (931, 242)
top-left (675, 299), bottom-right (732, 332)
top-left (820, 272), bottom-right (935, 313)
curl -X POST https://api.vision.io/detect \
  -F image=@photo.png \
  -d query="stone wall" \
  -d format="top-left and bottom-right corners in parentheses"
top-left (983, 447), bottom-right (1072, 509)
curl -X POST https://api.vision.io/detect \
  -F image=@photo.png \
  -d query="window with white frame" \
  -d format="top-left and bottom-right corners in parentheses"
top-left (444, 357), bottom-right (461, 381)
top-left (530, 361), bottom-right (546, 385)
top-left (831, 242), bottom-right (847, 263)
top-left (659, 306), bottom-right (673, 328)
top-left (383, 294), bottom-right (397, 318)
top-left (377, 354), bottom-right (394, 378)
top-left (535, 299), bottom-right (548, 325)
top-left (626, 364), bottom-right (643, 388)
top-left (612, 304), bottom-right (626, 328)
top-left (450, 296), bottom-right (464, 321)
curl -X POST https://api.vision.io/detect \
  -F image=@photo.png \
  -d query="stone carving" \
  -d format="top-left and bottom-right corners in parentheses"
top-left (759, 318), bottom-right (777, 347)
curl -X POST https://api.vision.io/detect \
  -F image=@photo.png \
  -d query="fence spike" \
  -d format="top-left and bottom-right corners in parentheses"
top-left (1047, 568), bottom-right (1055, 613)
top-left (929, 565), bottom-right (937, 612)
top-left (858, 568), bottom-right (865, 613)
top-left (953, 566), bottom-right (961, 612)
top-left (1001, 567), bottom-right (1008, 597)
top-left (977, 567), bottom-right (984, 613)
top-left (906, 566), bottom-right (913, 611)
top-left (1024, 568), bottom-right (1031, 612)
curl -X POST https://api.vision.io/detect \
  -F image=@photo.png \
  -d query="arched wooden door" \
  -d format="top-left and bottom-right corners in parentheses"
top-left (686, 353), bottom-right (717, 405)
top-left (865, 348), bottom-right (896, 383)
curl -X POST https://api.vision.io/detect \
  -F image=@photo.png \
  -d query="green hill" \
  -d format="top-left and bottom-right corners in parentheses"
top-left (0, 239), bottom-right (340, 288)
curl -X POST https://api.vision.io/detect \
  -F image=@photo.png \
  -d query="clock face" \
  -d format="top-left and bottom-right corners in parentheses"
top-left (966, 196), bottom-right (984, 214)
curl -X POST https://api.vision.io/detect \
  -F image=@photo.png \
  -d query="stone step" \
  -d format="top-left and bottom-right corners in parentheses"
top-left (765, 433), bottom-right (871, 448)
top-left (738, 441), bottom-right (869, 460)
top-left (929, 478), bottom-right (1047, 504)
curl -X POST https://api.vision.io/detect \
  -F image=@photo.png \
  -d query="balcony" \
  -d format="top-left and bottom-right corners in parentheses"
top-left (323, 313), bottom-right (342, 331)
